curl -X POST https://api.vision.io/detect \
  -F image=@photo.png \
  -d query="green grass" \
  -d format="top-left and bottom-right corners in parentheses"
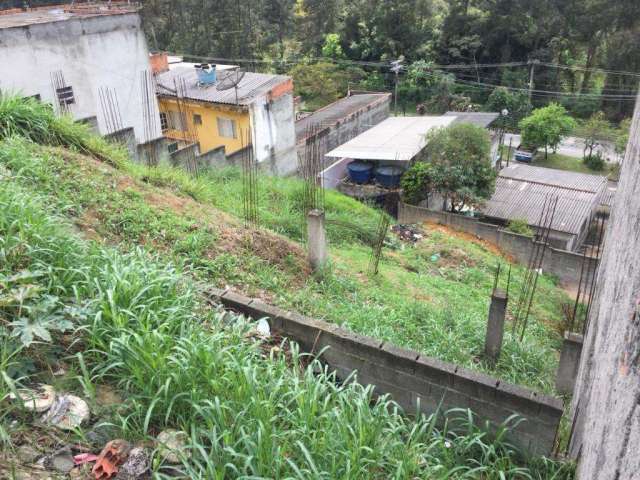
top-left (531, 152), bottom-right (611, 175)
top-left (0, 164), bottom-right (574, 478)
top-left (0, 136), bottom-right (570, 393)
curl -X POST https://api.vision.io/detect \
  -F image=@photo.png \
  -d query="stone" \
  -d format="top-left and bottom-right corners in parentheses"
top-left (41, 395), bottom-right (90, 430)
top-left (86, 423), bottom-right (118, 448)
top-left (115, 447), bottom-right (149, 479)
top-left (50, 448), bottom-right (75, 474)
top-left (17, 445), bottom-right (41, 464)
top-left (10, 385), bottom-right (56, 412)
top-left (156, 429), bottom-right (190, 464)
top-left (69, 464), bottom-right (92, 479)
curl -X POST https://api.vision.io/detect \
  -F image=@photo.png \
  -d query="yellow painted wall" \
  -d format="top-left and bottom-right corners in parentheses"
top-left (159, 97), bottom-right (251, 155)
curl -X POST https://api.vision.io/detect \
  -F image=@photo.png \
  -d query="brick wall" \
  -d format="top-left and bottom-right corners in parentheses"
top-left (208, 288), bottom-right (564, 457)
top-left (398, 202), bottom-right (597, 289)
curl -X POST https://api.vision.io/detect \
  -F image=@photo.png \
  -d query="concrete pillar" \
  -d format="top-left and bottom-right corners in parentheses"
top-left (307, 209), bottom-right (328, 272)
top-left (556, 332), bottom-right (584, 395)
top-left (484, 289), bottom-right (508, 364)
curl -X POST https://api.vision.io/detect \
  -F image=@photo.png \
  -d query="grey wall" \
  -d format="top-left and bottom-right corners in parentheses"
top-left (296, 96), bottom-right (391, 169)
top-left (251, 92), bottom-right (297, 176)
top-left (170, 143), bottom-right (227, 173)
top-left (0, 12), bottom-right (162, 144)
top-left (210, 288), bottom-right (564, 457)
top-left (399, 202), bottom-right (597, 289)
top-left (104, 126), bottom-right (136, 159)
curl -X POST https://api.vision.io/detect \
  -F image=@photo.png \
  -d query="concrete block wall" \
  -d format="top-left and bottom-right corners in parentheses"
top-left (398, 202), bottom-right (597, 289)
top-left (104, 127), bottom-right (136, 159)
top-left (208, 288), bottom-right (564, 457)
top-left (296, 95), bottom-right (391, 169)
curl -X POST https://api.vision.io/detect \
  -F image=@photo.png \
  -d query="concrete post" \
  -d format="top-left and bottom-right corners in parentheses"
top-left (556, 332), bottom-right (584, 395)
top-left (307, 209), bottom-right (328, 272)
top-left (484, 289), bottom-right (508, 364)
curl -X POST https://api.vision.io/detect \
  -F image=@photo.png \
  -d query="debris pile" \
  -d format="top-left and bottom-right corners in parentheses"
top-left (5, 384), bottom-right (189, 479)
top-left (391, 224), bottom-right (424, 243)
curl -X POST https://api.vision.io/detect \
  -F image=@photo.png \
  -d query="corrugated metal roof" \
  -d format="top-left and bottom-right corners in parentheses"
top-left (295, 93), bottom-right (390, 141)
top-left (482, 165), bottom-right (607, 235)
top-left (499, 163), bottom-right (606, 193)
top-left (155, 66), bottom-right (291, 106)
top-left (324, 116), bottom-right (456, 161)
top-left (444, 111), bottom-right (500, 128)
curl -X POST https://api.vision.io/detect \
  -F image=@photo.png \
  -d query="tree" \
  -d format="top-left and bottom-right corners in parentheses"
top-left (568, 94), bottom-right (640, 478)
top-left (486, 87), bottom-right (532, 130)
top-left (321, 33), bottom-right (345, 60)
top-left (614, 117), bottom-right (632, 161)
top-left (519, 104), bottom-right (576, 159)
top-left (582, 111), bottom-right (612, 161)
top-left (418, 123), bottom-right (496, 212)
top-left (401, 162), bottom-right (434, 205)
top-left (288, 62), bottom-right (364, 110)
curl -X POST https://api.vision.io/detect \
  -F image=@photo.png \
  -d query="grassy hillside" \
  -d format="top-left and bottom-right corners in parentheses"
top-left (0, 135), bottom-right (570, 394)
top-left (1, 175), bottom-right (576, 478)
top-left (0, 96), bottom-right (576, 477)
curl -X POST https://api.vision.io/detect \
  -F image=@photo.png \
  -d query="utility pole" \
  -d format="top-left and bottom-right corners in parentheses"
top-left (528, 59), bottom-right (539, 103)
top-left (390, 56), bottom-right (405, 115)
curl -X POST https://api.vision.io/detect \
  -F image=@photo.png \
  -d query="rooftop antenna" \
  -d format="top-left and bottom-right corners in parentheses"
top-left (216, 68), bottom-right (246, 105)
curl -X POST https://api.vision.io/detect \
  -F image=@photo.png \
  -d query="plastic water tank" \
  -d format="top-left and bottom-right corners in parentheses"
top-left (347, 161), bottom-right (374, 184)
top-left (374, 166), bottom-right (404, 188)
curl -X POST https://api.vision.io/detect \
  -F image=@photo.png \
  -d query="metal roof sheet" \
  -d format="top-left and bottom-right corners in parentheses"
top-left (155, 66), bottom-right (291, 106)
top-left (295, 93), bottom-right (390, 141)
top-left (444, 111), bottom-right (500, 128)
top-left (498, 163), bottom-right (607, 193)
top-left (482, 165), bottom-right (607, 235)
top-left (324, 116), bottom-right (456, 161)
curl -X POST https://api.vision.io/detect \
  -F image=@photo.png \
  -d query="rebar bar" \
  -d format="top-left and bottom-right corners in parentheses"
top-left (241, 129), bottom-right (259, 228)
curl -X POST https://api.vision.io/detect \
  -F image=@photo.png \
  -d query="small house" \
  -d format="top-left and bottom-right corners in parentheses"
top-left (482, 164), bottom-right (607, 250)
top-left (155, 65), bottom-right (297, 175)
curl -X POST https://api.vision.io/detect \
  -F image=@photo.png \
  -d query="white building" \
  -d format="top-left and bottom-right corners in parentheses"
top-left (0, 4), bottom-right (162, 146)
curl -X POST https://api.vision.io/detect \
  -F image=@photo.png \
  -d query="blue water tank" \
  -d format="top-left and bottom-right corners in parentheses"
top-left (374, 166), bottom-right (404, 188)
top-left (195, 64), bottom-right (217, 85)
top-left (347, 161), bottom-right (374, 184)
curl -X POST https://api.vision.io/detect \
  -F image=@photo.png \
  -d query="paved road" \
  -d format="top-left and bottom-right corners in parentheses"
top-left (503, 133), bottom-right (619, 163)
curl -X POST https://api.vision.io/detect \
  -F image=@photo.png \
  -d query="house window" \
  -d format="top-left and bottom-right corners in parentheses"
top-left (166, 110), bottom-right (186, 131)
top-left (193, 114), bottom-right (203, 126)
top-left (56, 86), bottom-right (75, 106)
top-left (160, 112), bottom-right (168, 132)
top-left (217, 117), bottom-right (237, 139)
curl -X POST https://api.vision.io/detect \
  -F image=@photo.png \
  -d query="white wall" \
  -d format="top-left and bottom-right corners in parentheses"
top-left (0, 12), bottom-right (161, 144)
top-left (250, 92), bottom-right (297, 176)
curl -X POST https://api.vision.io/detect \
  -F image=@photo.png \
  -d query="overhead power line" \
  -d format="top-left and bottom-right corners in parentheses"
top-left (170, 52), bottom-right (640, 79)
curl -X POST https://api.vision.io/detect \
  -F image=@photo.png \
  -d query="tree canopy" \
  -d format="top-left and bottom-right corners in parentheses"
top-left (140, 0), bottom-right (640, 119)
top-left (403, 123), bottom-right (496, 212)
top-left (519, 104), bottom-right (577, 158)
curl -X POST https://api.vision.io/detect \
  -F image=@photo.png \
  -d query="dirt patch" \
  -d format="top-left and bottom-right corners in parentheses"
top-left (422, 221), bottom-right (515, 263)
top-left (52, 144), bottom-right (310, 284)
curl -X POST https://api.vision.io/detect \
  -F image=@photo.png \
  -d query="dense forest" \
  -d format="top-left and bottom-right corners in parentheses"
top-left (140, 0), bottom-right (640, 121)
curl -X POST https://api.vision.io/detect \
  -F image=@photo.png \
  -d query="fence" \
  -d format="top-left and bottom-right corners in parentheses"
top-left (398, 202), bottom-right (597, 289)
top-left (210, 288), bottom-right (564, 457)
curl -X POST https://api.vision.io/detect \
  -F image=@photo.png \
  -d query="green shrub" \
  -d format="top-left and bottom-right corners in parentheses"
top-left (584, 152), bottom-right (605, 171)
top-left (506, 218), bottom-right (533, 237)
top-left (401, 161), bottom-right (432, 205)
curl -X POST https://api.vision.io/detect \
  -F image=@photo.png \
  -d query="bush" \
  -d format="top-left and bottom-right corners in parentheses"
top-left (401, 162), bottom-right (432, 205)
top-left (506, 218), bottom-right (533, 237)
top-left (584, 152), bottom-right (605, 171)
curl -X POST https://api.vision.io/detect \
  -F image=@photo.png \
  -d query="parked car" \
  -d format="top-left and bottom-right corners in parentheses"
top-left (514, 145), bottom-right (535, 163)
